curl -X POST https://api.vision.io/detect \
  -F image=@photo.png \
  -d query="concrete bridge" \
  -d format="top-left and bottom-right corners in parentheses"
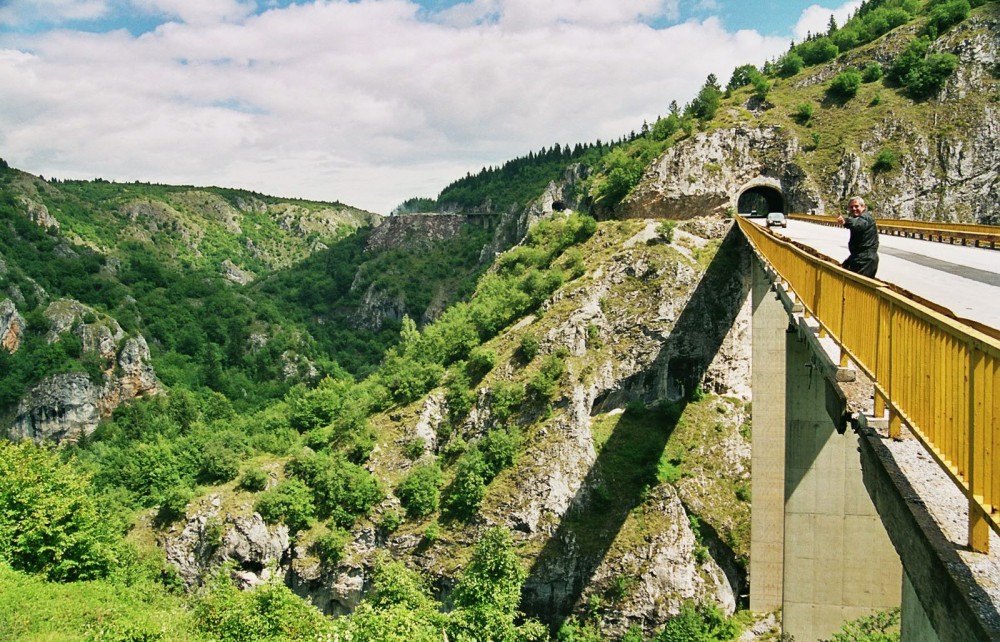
top-left (734, 214), bottom-right (1000, 641)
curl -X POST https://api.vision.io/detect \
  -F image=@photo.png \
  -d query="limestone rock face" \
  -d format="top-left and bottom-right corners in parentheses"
top-left (624, 13), bottom-right (1000, 224)
top-left (624, 126), bottom-right (813, 219)
top-left (0, 299), bottom-right (24, 353)
top-left (7, 299), bottom-right (158, 443)
top-left (9, 373), bottom-right (101, 443)
top-left (159, 496), bottom-right (291, 590)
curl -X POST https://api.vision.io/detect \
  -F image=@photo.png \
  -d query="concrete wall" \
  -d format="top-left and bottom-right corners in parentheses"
top-left (781, 330), bottom-right (902, 640)
top-left (750, 261), bottom-right (788, 612)
top-left (749, 260), bottom-right (902, 640)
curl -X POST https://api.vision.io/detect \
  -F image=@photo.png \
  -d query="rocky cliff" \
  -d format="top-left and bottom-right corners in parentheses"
top-left (625, 7), bottom-right (1000, 223)
top-left (6, 299), bottom-right (158, 443)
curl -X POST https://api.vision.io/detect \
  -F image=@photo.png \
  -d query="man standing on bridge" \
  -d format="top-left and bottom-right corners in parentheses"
top-left (837, 196), bottom-right (879, 277)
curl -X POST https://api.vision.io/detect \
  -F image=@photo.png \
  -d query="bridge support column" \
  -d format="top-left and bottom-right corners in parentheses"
top-left (749, 261), bottom-right (788, 613)
top-left (780, 332), bottom-right (901, 641)
top-left (749, 260), bottom-right (902, 640)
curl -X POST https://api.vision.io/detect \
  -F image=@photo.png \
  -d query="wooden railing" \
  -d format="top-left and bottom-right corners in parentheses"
top-left (787, 213), bottom-right (999, 249)
top-left (736, 216), bottom-right (999, 553)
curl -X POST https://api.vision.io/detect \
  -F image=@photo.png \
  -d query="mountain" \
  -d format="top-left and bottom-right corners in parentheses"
top-left (1, 1), bottom-right (998, 640)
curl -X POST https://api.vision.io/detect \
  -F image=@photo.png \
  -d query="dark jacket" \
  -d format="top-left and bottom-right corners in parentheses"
top-left (842, 211), bottom-right (879, 277)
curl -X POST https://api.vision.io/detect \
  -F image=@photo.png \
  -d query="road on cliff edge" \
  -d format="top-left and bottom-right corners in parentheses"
top-left (750, 216), bottom-right (1000, 332)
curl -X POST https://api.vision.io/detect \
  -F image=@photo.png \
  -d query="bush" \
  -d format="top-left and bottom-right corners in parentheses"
top-left (466, 347), bottom-right (496, 381)
top-left (0, 441), bottom-right (123, 581)
top-left (238, 468), bottom-right (269, 492)
top-left (794, 102), bottom-right (814, 124)
top-left (924, 0), bottom-right (970, 37)
top-left (395, 463), bottom-right (443, 519)
top-left (828, 70), bottom-right (863, 99)
top-left (905, 52), bottom-right (959, 99)
top-left (777, 51), bottom-right (804, 77)
top-left (657, 220), bottom-right (677, 243)
top-left (193, 573), bottom-right (335, 640)
top-left (254, 479), bottom-right (316, 532)
top-left (155, 487), bottom-right (193, 526)
top-left (310, 526), bottom-right (351, 566)
top-left (518, 334), bottom-right (540, 363)
top-left (872, 148), bottom-right (900, 174)
top-left (862, 62), bottom-right (884, 83)
top-left (526, 353), bottom-right (566, 401)
top-left (490, 381), bottom-right (526, 423)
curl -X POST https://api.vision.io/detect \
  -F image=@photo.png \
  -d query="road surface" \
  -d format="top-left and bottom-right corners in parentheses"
top-left (754, 217), bottom-right (1000, 332)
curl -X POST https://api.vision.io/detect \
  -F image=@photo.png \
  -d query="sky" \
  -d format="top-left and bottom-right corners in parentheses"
top-left (0, 0), bottom-right (861, 214)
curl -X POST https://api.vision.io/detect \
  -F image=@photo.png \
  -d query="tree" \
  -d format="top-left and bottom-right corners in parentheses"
top-left (726, 64), bottom-right (759, 92)
top-left (0, 441), bottom-right (121, 581)
top-left (448, 527), bottom-right (537, 641)
top-left (688, 74), bottom-right (723, 121)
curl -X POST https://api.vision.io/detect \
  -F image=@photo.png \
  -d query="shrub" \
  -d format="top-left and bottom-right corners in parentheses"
top-left (794, 102), bottom-right (814, 124)
top-left (862, 62), bottom-right (884, 83)
top-left (657, 220), bottom-right (677, 243)
top-left (466, 347), bottom-right (496, 381)
top-left (872, 147), bottom-right (900, 174)
top-left (526, 353), bottom-right (566, 401)
top-left (442, 450), bottom-right (491, 519)
top-left (238, 467), bottom-right (269, 492)
top-left (905, 52), bottom-right (959, 99)
top-left (395, 463), bottom-right (443, 519)
top-left (0, 441), bottom-right (122, 581)
top-left (310, 526), bottom-right (351, 566)
top-left (490, 381), bottom-right (526, 423)
top-left (401, 437), bottom-right (426, 461)
top-left (518, 334), bottom-right (540, 363)
top-left (254, 479), bottom-right (316, 532)
top-left (924, 0), bottom-right (970, 37)
top-left (777, 51), bottom-right (804, 77)
top-left (828, 70), bottom-right (863, 99)
top-left (155, 487), bottom-right (193, 526)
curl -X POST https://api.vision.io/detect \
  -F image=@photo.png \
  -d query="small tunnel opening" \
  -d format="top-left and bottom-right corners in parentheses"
top-left (737, 186), bottom-right (785, 216)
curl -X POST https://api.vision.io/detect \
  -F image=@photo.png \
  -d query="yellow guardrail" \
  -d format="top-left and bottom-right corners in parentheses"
top-left (736, 216), bottom-right (1000, 553)
top-left (787, 213), bottom-right (1000, 249)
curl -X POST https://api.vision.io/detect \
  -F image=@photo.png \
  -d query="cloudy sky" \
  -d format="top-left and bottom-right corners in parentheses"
top-left (0, 0), bottom-right (860, 214)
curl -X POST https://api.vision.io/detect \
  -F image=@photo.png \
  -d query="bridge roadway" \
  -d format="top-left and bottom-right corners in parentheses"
top-left (755, 216), bottom-right (1000, 332)
top-left (749, 216), bottom-right (1000, 638)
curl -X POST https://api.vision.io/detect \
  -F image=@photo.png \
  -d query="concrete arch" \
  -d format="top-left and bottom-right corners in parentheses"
top-left (734, 178), bottom-right (785, 216)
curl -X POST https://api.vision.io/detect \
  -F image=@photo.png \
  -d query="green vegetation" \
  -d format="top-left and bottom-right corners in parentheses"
top-left (0, 1), bottom-right (990, 637)
top-left (821, 608), bottom-right (901, 641)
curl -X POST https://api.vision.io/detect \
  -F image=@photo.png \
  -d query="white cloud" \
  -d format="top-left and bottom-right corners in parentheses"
top-left (131, 0), bottom-right (256, 25)
top-left (0, 0), bottom-right (790, 213)
top-left (792, 1), bottom-right (862, 42)
top-left (0, 0), bottom-right (110, 26)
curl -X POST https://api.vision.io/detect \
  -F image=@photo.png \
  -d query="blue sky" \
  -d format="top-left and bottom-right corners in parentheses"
top-left (0, 0), bottom-right (860, 213)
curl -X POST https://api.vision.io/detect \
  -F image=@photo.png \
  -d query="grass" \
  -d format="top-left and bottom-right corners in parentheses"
top-left (0, 563), bottom-right (204, 642)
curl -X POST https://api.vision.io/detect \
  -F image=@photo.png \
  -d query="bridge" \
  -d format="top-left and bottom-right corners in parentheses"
top-left (732, 214), bottom-right (1000, 641)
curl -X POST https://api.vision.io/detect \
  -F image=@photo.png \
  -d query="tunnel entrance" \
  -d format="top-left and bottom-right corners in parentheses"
top-left (737, 184), bottom-right (785, 217)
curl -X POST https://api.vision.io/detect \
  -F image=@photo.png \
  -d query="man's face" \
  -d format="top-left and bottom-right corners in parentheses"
top-left (848, 200), bottom-right (866, 217)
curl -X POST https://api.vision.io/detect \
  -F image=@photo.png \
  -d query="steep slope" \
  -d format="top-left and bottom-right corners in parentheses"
top-left (154, 210), bottom-right (756, 638)
top-left (623, 3), bottom-right (1000, 222)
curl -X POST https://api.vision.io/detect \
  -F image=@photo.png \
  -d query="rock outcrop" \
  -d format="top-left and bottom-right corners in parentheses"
top-left (624, 11), bottom-right (1000, 224)
top-left (158, 494), bottom-right (291, 590)
top-left (6, 299), bottom-right (158, 443)
top-left (0, 298), bottom-right (24, 353)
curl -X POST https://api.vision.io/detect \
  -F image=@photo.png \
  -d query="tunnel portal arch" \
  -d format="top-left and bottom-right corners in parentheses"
top-left (734, 178), bottom-right (786, 216)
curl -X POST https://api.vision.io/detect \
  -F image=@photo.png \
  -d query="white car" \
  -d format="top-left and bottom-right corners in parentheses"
top-left (766, 212), bottom-right (787, 228)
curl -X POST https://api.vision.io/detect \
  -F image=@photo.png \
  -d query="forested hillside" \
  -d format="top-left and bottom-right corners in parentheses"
top-left (2, 0), bottom-right (997, 640)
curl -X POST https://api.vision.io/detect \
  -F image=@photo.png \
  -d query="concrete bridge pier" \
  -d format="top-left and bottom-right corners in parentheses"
top-left (749, 260), bottom-right (902, 641)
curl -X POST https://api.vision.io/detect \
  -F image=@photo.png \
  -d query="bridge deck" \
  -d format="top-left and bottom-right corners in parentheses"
top-left (760, 217), bottom-right (1000, 332)
top-left (752, 217), bottom-right (1000, 634)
